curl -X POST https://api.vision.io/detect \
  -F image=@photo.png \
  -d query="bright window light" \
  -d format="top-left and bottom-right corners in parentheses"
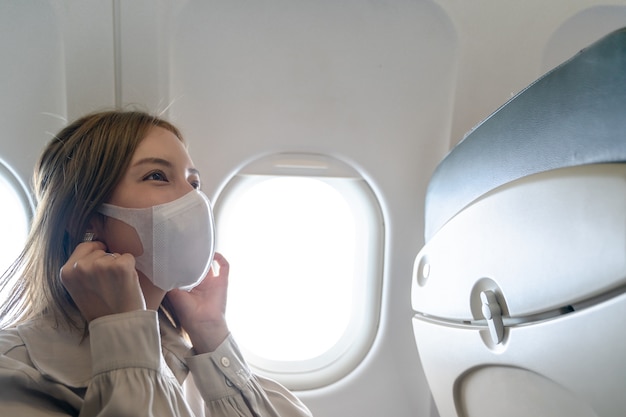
top-left (214, 153), bottom-right (384, 390)
top-left (0, 160), bottom-right (31, 294)
top-left (220, 176), bottom-right (354, 361)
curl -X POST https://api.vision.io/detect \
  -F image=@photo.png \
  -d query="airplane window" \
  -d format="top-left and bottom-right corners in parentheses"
top-left (214, 153), bottom-right (383, 389)
top-left (0, 160), bottom-right (32, 302)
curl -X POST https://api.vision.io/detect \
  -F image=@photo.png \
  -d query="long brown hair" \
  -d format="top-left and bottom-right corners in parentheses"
top-left (0, 110), bottom-right (183, 329)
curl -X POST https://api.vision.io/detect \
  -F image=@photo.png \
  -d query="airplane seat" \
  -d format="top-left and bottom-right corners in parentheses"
top-left (412, 28), bottom-right (626, 417)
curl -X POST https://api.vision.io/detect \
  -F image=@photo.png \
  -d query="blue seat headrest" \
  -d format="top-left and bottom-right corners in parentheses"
top-left (425, 27), bottom-right (626, 241)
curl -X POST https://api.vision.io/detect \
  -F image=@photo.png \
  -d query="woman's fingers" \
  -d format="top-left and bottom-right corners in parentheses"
top-left (60, 241), bottom-right (145, 322)
top-left (60, 240), bottom-right (107, 280)
top-left (165, 252), bottom-right (230, 353)
top-left (209, 252), bottom-right (229, 280)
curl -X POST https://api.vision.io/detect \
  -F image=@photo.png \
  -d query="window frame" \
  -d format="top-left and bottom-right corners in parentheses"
top-left (213, 152), bottom-right (384, 389)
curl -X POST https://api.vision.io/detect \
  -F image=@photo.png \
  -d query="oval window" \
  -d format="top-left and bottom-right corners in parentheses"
top-left (214, 153), bottom-right (384, 389)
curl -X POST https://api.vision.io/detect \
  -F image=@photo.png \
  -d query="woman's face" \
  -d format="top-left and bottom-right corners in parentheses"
top-left (98, 126), bottom-right (201, 260)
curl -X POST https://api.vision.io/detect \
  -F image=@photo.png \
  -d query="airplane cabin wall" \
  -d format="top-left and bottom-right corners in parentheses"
top-left (1, 2), bottom-right (626, 417)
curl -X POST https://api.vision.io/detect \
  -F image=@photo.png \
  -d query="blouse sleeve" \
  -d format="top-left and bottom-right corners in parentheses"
top-left (81, 310), bottom-right (196, 417)
top-left (185, 335), bottom-right (313, 417)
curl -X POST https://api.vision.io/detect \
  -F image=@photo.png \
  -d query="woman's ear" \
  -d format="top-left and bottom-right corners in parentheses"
top-left (85, 213), bottom-right (106, 243)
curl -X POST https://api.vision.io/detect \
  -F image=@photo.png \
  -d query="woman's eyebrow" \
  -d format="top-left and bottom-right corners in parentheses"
top-left (132, 157), bottom-right (173, 169)
top-left (132, 157), bottom-right (200, 176)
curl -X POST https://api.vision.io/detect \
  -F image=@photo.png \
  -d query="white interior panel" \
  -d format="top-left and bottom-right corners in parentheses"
top-left (435, 0), bottom-right (626, 147)
top-left (0, 1), bottom-right (66, 182)
top-left (59, 0), bottom-right (116, 119)
top-left (0, 1), bottom-right (115, 183)
top-left (542, 5), bottom-right (626, 72)
top-left (168, 1), bottom-right (456, 416)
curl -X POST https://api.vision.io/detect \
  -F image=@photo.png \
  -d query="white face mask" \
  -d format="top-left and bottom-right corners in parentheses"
top-left (98, 189), bottom-right (215, 291)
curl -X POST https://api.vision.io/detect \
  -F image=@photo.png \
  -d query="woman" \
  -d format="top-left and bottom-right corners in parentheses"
top-left (0, 110), bottom-right (312, 417)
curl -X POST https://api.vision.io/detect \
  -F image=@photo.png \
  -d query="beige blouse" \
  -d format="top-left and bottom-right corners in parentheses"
top-left (0, 310), bottom-right (312, 417)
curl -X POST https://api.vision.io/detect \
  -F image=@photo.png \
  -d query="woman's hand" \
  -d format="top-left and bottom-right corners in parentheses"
top-left (60, 241), bottom-right (146, 322)
top-left (166, 252), bottom-right (230, 354)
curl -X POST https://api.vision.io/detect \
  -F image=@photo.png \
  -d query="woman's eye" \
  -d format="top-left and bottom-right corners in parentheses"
top-left (145, 171), bottom-right (168, 182)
